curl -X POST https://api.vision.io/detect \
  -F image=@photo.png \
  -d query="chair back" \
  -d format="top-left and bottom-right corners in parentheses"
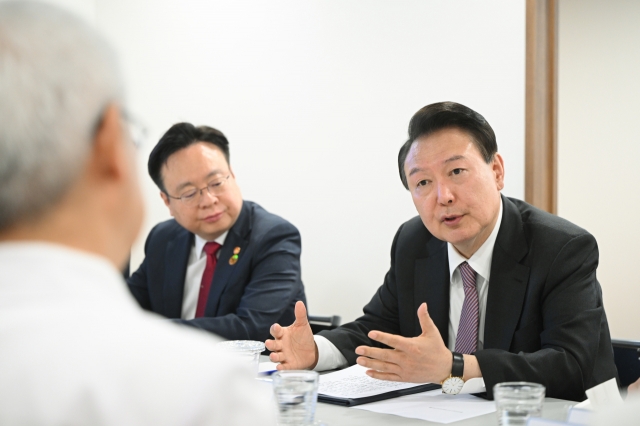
top-left (612, 338), bottom-right (640, 387)
top-left (308, 315), bottom-right (341, 334)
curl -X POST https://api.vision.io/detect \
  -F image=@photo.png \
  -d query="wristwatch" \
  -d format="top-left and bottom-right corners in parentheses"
top-left (441, 352), bottom-right (465, 395)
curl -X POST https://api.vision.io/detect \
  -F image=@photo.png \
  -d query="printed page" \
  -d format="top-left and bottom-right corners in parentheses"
top-left (352, 389), bottom-right (496, 424)
top-left (318, 364), bottom-right (430, 399)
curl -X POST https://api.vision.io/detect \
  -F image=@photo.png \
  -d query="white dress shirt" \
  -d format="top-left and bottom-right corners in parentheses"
top-left (182, 232), bottom-right (228, 319)
top-left (446, 200), bottom-right (502, 351)
top-left (314, 200), bottom-right (503, 371)
top-left (0, 242), bottom-right (275, 425)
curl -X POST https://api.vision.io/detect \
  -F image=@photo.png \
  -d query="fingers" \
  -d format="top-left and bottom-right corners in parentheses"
top-left (364, 369), bottom-right (402, 382)
top-left (267, 348), bottom-right (295, 365)
top-left (367, 329), bottom-right (408, 351)
top-left (273, 360), bottom-right (302, 371)
top-left (355, 345), bottom-right (399, 363)
top-left (269, 352), bottom-right (299, 366)
top-left (269, 323), bottom-right (284, 339)
top-left (417, 302), bottom-right (436, 336)
top-left (266, 339), bottom-right (290, 364)
top-left (293, 300), bottom-right (309, 326)
top-left (356, 355), bottom-right (401, 375)
top-left (264, 338), bottom-right (281, 352)
top-left (269, 351), bottom-right (283, 363)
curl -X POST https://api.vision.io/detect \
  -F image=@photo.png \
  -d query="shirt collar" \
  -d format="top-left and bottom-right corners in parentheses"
top-left (447, 198), bottom-right (503, 283)
top-left (0, 241), bottom-right (133, 303)
top-left (194, 231), bottom-right (228, 259)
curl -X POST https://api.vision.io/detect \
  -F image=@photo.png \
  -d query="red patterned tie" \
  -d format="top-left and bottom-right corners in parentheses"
top-left (195, 242), bottom-right (221, 318)
top-left (454, 262), bottom-right (479, 354)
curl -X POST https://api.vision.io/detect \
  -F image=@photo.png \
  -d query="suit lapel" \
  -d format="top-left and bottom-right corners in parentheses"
top-left (205, 202), bottom-right (251, 317)
top-left (483, 196), bottom-right (531, 350)
top-left (414, 237), bottom-right (449, 341)
top-left (162, 229), bottom-right (192, 318)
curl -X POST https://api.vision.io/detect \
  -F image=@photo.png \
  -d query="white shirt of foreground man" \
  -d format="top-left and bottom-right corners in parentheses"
top-left (0, 243), bottom-right (274, 425)
top-left (0, 2), bottom-right (275, 424)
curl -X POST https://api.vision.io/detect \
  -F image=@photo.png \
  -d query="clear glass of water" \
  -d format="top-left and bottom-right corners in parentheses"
top-left (494, 382), bottom-right (545, 426)
top-left (216, 340), bottom-right (265, 375)
top-left (272, 370), bottom-right (319, 425)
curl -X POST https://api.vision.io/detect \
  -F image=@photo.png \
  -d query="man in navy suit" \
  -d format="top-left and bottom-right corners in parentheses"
top-left (127, 123), bottom-right (306, 342)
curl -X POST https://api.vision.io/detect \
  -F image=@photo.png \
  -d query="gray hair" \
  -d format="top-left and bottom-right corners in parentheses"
top-left (0, 1), bottom-right (123, 230)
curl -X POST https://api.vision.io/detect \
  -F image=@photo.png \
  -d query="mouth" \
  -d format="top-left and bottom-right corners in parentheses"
top-left (441, 214), bottom-right (463, 226)
top-left (202, 212), bottom-right (224, 223)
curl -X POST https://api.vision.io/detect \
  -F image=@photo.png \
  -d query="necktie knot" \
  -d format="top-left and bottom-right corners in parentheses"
top-left (203, 241), bottom-right (221, 257)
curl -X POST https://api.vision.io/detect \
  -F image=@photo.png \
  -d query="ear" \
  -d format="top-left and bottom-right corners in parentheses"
top-left (229, 165), bottom-right (236, 179)
top-left (160, 191), bottom-right (177, 218)
top-left (88, 104), bottom-right (127, 185)
top-left (160, 191), bottom-right (170, 208)
top-left (492, 153), bottom-right (505, 191)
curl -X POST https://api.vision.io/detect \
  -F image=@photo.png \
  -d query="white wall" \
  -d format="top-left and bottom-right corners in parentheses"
top-left (558, 0), bottom-right (640, 340)
top-left (18, 0), bottom-right (526, 324)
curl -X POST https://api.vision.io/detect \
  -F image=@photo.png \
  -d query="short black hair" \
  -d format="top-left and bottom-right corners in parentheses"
top-left (397, 101), bottom-right (497, 189)
top-left (148, 123), bottom-right (230, 193)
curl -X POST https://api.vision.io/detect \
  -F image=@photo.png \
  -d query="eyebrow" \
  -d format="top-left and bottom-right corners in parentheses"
top-left (408, 167), bottom-right (424, 178)
top-left (175, 170), bottom-right (224, 192)
top-left (444, 155), bottom-right (466, 164)
top-left (408, 155), bottom-right (467, 178)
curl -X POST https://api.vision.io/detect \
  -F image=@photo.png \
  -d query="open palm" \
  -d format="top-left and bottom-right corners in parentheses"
top-left (265, 301), bottom-right (318, 370)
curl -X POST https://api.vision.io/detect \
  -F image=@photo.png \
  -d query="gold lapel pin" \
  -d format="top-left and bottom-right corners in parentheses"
top-left (229, 247), bottom-right (241, 265)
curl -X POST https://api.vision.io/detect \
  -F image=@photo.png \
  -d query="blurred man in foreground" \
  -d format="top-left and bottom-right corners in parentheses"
top-left (0, 2), bottom-right (274, 424)
top-left (266, 101), bottom-right (617, 401)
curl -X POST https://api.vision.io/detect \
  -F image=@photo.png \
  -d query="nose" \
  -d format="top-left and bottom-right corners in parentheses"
top-left (198, 187), bottom-right (218, 207)
top-left (436, 181), bottom-right (454, 205)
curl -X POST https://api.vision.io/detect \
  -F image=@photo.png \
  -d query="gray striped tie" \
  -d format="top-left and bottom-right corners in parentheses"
top-left (454, 262), bottom-right (479, 354)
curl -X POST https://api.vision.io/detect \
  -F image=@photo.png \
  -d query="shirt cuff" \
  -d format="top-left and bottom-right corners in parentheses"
top-left (313, 335), bottom-right (348, 371)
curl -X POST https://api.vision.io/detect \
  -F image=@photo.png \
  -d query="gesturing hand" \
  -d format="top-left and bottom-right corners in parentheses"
top-left (354, 302), bottom-right (453, 383)
top-left (265, 301), bottom-right (318, 370)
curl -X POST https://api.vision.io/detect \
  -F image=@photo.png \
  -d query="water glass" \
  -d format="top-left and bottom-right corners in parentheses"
top-left (494, 382), bottom-right (545, 426)
top-left (272, 370), bottom-right (319, 425)
top-left (216, 340), bottom-right (265, 374)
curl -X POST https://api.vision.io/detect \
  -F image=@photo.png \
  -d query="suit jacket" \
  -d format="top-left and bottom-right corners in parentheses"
top-left (319, 195), bottom-right (617, 401)
top-left (127, 200), bottom-right (306, 342)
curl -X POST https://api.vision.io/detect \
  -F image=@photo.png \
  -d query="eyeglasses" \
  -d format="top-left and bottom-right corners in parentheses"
top-left (167, 175), bottom-right (231, 206)
top-left (122, 111), bottom-right (147, 149)
top-left (91, 106), bottom-right (147, 148)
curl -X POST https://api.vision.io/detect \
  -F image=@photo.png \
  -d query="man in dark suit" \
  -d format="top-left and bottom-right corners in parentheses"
top-left (266, 102), bottom-right (617, 401)
top-left (128, 123), bottom-right (306, 342)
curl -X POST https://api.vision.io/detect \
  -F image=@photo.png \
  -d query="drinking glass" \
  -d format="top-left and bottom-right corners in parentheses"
top-left (494, 382), bottom-right (545, 426)
top-left (216, 340), bottom-right (265, 374)
top-left (272, 370), bottom-right (319, 425)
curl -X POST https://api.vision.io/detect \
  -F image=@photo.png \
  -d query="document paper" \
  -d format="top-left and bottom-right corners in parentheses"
top-left (318, 364), bottom-right (429, 399)
top-left (318, 365), bottom-right (494, 423)
top-left (258, 361), bottom-right (278, 373)
top-left (318, 364), bottom-right (485, 399)
top-left (353, 389), bottom-right (497, 424)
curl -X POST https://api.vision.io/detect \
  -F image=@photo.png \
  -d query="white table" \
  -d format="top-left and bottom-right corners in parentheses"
top-left (314, 397), bottom-right (574, 426)
top-left (260, 357), bottom-right (576, 425)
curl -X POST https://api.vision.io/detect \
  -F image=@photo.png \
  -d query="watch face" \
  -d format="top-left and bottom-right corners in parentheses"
top-left (442, 377), bottom-right (465, 395)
